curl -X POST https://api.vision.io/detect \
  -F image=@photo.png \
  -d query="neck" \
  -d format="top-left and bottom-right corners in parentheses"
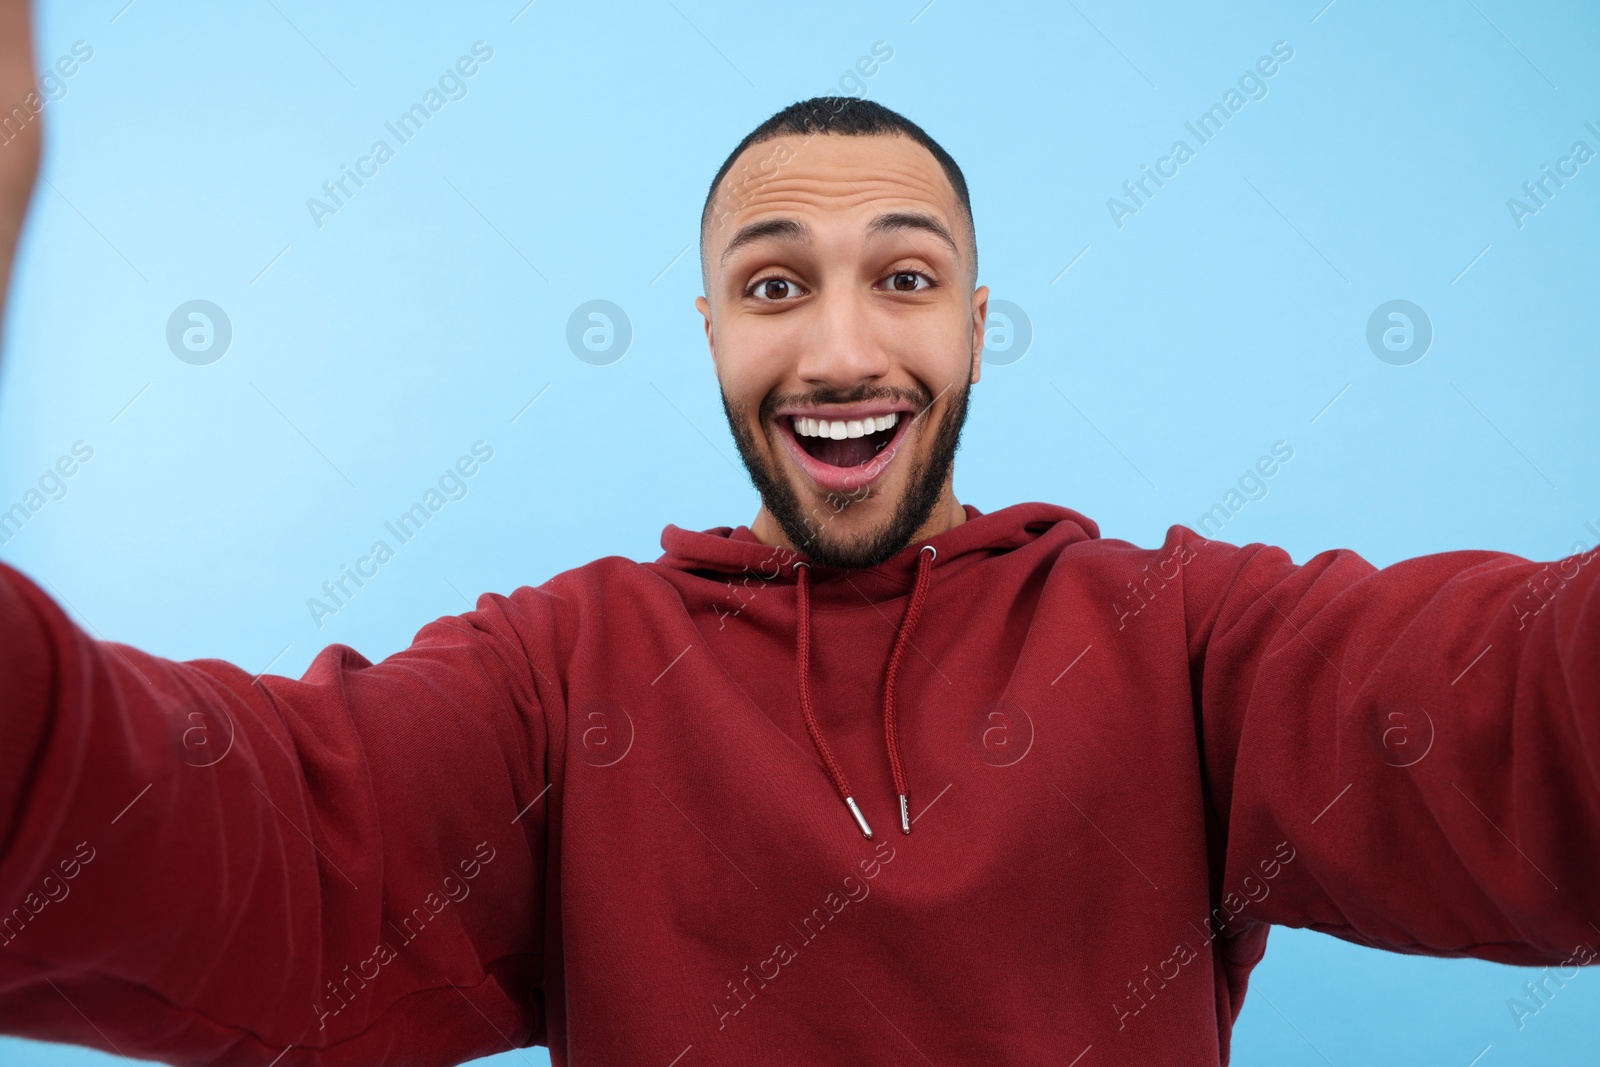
top-left (750, 482), bottom-right (967, 555)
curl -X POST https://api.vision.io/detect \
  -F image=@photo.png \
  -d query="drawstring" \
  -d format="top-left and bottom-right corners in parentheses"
top-left (793, 544), bottom-right (938, 839)
top-left (794, 559), bottom-right (872, 838)
top-left (883, 545), bottom-right (936, 834)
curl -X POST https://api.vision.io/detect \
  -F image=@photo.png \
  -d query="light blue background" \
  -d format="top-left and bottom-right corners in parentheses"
top-left (2, 0), bottom-right (1598, 1063)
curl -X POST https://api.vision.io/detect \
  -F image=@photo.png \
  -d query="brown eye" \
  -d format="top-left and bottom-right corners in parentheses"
top-left (889, 272), bottom-right (928, 291)
top-left (757, 279), bottom-right (792, 300)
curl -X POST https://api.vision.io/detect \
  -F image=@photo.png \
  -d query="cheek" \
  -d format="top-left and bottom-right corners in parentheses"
top-left (719, 326), bottom-right (803, 403)
top-left (881, 311), bottom-right (970, 387)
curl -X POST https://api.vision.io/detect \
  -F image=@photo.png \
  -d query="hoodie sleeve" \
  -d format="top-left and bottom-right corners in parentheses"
top-left (0, 560), bottom-right (552, 1066)
top-left (1180, 526), bottom-right (1600, 967)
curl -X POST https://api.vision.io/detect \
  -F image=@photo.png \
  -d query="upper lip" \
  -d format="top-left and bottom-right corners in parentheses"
top-left (773, 401), bottom-right (917, 422)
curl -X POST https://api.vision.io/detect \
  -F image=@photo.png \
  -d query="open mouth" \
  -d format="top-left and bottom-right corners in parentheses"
top-left (775, 407), bottom-right (916, 495)
top-left (792, 412), bottom-right (903, 467)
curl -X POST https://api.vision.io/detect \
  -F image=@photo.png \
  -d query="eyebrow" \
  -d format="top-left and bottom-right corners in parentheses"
top-left (720, 217), bottom-right (810, 265)
top-left (865, 211), bottom-right (960, 260)
top-left (718, 210), bottom-right (962, 266)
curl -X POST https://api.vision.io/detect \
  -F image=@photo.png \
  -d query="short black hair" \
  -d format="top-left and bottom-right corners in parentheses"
top-left (699, 96), bottom-right (976, 289)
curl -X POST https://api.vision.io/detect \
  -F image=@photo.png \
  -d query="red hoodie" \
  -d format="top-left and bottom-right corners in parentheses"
top-left (1, 501), bottom-right (1597, 1065)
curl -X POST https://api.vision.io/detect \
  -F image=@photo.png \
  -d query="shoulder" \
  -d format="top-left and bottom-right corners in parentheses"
top-left (473, 554), bottom-right (676, 637)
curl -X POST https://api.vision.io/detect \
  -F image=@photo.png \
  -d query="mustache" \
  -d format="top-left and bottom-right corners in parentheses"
top-left (759, 384), bottom-right (932, 424)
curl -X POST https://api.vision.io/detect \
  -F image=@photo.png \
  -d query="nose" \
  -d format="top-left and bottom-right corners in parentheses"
top-left (793, 284), bottom-right (890, 393)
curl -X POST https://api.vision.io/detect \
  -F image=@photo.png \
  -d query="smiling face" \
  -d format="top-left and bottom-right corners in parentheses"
top-left (696, 132), bottom-right (988, 570)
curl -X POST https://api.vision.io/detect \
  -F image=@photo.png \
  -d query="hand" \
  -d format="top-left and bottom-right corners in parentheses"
top-left (0, 0), bottom-right (41, 335)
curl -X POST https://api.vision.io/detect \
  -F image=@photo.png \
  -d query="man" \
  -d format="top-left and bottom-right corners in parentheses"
top-left (1, 6), bottom-right (1596, 1065)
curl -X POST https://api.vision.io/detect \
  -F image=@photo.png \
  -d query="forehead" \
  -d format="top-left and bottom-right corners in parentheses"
top-left (704, 132), bottom-right (963, 262)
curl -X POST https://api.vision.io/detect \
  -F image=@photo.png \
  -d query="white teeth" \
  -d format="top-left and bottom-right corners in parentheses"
top-left (791, 412), bottom-right (901, 438)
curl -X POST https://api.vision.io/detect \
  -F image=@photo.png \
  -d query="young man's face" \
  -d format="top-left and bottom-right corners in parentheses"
top-left (696, 131), bottom-right (988, 570)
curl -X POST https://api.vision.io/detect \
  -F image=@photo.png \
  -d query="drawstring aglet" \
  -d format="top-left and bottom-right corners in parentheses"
top-left (899, 794), bottom-right (912, 835)
top-left (845, 797), bottom-right (874, 839)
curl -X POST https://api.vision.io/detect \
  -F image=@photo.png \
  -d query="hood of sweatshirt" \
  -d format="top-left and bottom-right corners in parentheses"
top-left (657, 501), bottom-right (1098, 587)
top-left (654, 501), bottom-right (1101, 840)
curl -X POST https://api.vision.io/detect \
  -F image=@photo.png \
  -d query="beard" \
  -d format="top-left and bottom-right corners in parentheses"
top-left (720, 376), bottom-right (972, 571)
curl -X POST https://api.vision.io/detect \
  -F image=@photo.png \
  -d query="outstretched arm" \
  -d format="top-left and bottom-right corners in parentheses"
top-left (0, 562), bottom-right (554, 1066)
top-left (1182, 527), bottom-right (1600, 966)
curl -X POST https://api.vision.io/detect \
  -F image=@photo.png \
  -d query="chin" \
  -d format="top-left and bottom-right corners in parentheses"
top-left (722, 378), bottom-right (972, 571)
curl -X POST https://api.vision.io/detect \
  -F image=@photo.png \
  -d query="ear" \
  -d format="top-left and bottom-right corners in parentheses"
top-left (968, 285), bottom-right (989, 385)
top-left (694, 295), bottom-right (714, 366)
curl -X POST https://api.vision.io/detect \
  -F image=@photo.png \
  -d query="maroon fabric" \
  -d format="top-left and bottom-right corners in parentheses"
top-left (1, 501), bottom-right (1597, 1065)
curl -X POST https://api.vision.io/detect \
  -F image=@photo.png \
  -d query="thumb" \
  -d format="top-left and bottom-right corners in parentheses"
top-left (0, 0), bottom-right (42, 341)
